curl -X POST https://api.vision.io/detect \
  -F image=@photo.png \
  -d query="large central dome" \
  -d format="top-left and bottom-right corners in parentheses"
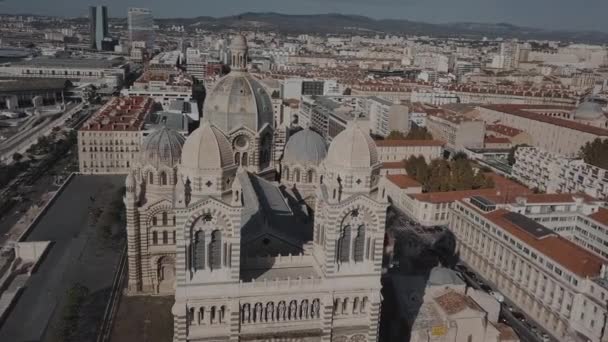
top-left (203, 74), bottom-right (274, 133)
top-left (203, 34), bottom-right (273, 134)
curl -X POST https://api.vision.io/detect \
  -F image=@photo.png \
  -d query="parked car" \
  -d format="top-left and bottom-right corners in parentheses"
top-left (541, 334), bottom-right (551, 342)
top-left (480, 284), bottom-right (492, 292)
top-left (511, 311), bottom-right (526, 322)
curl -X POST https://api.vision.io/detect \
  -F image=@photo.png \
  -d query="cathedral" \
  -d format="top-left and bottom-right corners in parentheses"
top-left (124, 34), bottom-right (389, 342)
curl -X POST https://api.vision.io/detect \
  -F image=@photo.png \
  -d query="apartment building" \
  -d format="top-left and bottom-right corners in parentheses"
top-left (121, 69), bottom-right (193, 109)
top-left (425, 109), bottom-right (485, 151)
top-left (476, 105), bottom-right (608, 157)
top-left (512, 146), bottom-right (608, 200)
top-left (375, 139), bottom-right (444, 163)
top-left (380, 173), bottom-right (531, 227)
top-left (0, 57), bottom-right (126, 87)
top-left (78, 96), bottom-right (153, 174)
top-left (367, 96), bottom-right (409, 137)
top-left (450, 197), bottom-right (608, 342)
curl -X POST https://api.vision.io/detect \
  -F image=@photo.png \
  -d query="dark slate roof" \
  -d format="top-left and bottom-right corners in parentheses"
top-left (0, 78), bottom-right (70, 93)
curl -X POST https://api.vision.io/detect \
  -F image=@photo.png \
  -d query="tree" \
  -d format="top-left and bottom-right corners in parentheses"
top-left (580, 138), bottom-right (608, 169)
top-left (82, 85), bottom-right (100, 104)
top-left (507, 144), bottom-right (529, 166)
top-left (387, 130), bottom-right (406, 140)
top-left (405, 126), bottom-right (433, 140)
top-left (12, 153), bottom-right (23, 163)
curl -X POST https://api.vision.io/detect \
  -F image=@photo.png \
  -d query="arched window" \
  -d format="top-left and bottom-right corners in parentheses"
top-left (361, 297), bottom-right (368, 313)
top-left (353, 225), bottom-right (366, 262)
top-left (210, 306), bottom-right (216, 324)
top-left (307, 170), bottom-right (314, 183)
top-left (320, 175), bottom-right (324, 184)
top-left (209, 230), bottom-right (222, 270)
top-left (294, 169), bottom-right (300, 182)
top-left (283, 167), bottom-right (290, 181)
top-left (172, 231), bottom-right (176, 244)
top-left (162, 231), bottom-right (168, 244)
top-left (241, 152), bottom-right (248, 167)
top-left (148, 171), bottom-right (154, 184)
top-left (152, 231), bottom-right (158, 245)
top-left (152, 216), bottom-right (157, 226)
top-left (173, 216), bottom-right (176, 226)
top-left (336, 225), bottom-right (351, 263)
top-left (235, 152), bottom-right (240, 165)
top-left (353, 297), bottom-right (360, 313)
top-left (193, 231), bottom-right (205, 270)
top-left (162, 212), bottom-right (168, 226)
top-left (219, 306), bottom-right (226, 323)
top-left (160, 172), bottom-right (168, 185)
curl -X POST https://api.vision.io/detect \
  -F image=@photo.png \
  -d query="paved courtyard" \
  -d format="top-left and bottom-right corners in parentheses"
top-left (110, 295), bottom-right (174, 342)
top-left (0, 175), bottom-right (125, 342)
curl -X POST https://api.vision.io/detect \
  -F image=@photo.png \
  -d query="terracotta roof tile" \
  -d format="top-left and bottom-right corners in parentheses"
top-left (480, 104), bottom-right (608, 136)
top-left (387, 174), bottom-right (422, 189)
top-left (434, 291), bottom-right (481, 315)
top-left (590, 208), bottom-right (608, 226)
top-left (481, 208), bottom-right (606, 278)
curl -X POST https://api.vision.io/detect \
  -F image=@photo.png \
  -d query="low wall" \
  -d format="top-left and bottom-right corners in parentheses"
top-left (17, 172), bottom-right (76, 242)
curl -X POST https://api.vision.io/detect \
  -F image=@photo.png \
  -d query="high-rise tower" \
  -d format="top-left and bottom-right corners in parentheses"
top-left (89, 5), bottom-right (108, 51)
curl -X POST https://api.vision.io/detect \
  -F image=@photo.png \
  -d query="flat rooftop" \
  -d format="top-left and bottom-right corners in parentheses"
top-left (12, 57), bottom-right (124, 69)
top-left (480, 104), bottom-right (608, 136)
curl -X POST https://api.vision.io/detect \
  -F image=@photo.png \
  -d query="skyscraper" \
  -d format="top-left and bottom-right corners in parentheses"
top-left (89, 5), bottom-right (108, 51)
top-left (128, 8), bottom-right (154, 50)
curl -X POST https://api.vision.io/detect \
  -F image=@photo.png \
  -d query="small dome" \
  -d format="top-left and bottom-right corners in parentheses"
top-left (283, 128), bottom-right (327, 165)
top-left (574, 102), bottom-right (604, 120)
top-left (326, 122), bottom-right (379, 169)
top-left (181, 120), bottom-right (235, 171)
top-left (140, 127), bottom-right (185, 168)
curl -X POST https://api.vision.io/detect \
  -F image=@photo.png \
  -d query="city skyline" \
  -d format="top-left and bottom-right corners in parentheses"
top-left (1, 0), bottom-right (608, 32)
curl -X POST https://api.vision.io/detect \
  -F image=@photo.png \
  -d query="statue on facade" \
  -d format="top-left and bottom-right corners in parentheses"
top-left (266, 302), bottom-right (275, 322)
top-left (255, 303), bottom-right (263, 322)
top-left (311, 299), bottom-right (320, 318)
top-left (277, 301), bottom-right (286, 321)
top-left (301, 299), bottom-right (309, 319)
top-left (289, 300), bottom-right (298, 320)
top-left (242, 304), bottom-right (250, 323)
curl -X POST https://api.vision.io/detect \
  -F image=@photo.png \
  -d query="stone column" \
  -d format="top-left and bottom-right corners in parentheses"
top-left (172, 302), bottom-right (188, 342)
top-left (321, 295), bottom-right (333, 342)
top-left (229, 301), bottom-right (240, 342)
top-left (366, 293), bottom-right (382, 342)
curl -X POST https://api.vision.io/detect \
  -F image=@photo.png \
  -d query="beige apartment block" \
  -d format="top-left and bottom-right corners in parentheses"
top-left (78, 96), bottom-right (153, 174)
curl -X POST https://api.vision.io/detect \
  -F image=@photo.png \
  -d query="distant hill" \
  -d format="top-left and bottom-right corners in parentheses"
top-left (155, 12), bottom-right (608, 43)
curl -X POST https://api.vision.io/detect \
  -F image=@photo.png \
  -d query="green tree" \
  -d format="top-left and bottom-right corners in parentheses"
top-left (580, 138), bottom-right (608, 169)
top-left (387, 130), bottom-right (406, 140)
top-left (507, 144), bottom-right (529, 166)
top-left (405, 126), bottom-right (433, 140)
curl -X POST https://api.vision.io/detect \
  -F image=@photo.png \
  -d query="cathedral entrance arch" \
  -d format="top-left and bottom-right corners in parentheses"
top-left (157, 256), bottom-right (175, 293)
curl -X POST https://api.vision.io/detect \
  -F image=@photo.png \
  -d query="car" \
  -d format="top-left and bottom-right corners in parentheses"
top-left (511, 311), bottom-right (526, 322)
top-left (480, 284), bottom-right (492, 292)
top-left (541, 334), bottom-right (550, 342)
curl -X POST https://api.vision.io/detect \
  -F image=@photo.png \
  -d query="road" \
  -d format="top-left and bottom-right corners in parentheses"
top-left (458, 264), bottom-right (554, 342)
top-left (0, 175), bottom-right (125, 342)
top-left (0, 102), bottom-right (82, 161)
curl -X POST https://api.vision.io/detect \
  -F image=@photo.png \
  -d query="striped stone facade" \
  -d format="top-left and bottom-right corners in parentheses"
top-left (123, 113), bottom-right (390, 341)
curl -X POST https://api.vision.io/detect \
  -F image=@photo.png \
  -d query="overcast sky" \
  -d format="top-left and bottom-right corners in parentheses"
top-left (1, 0), bottom-right (607, 32)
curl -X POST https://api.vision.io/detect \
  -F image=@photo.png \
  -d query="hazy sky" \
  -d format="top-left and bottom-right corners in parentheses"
top-left (1, 0), bottom-right (607, 32)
